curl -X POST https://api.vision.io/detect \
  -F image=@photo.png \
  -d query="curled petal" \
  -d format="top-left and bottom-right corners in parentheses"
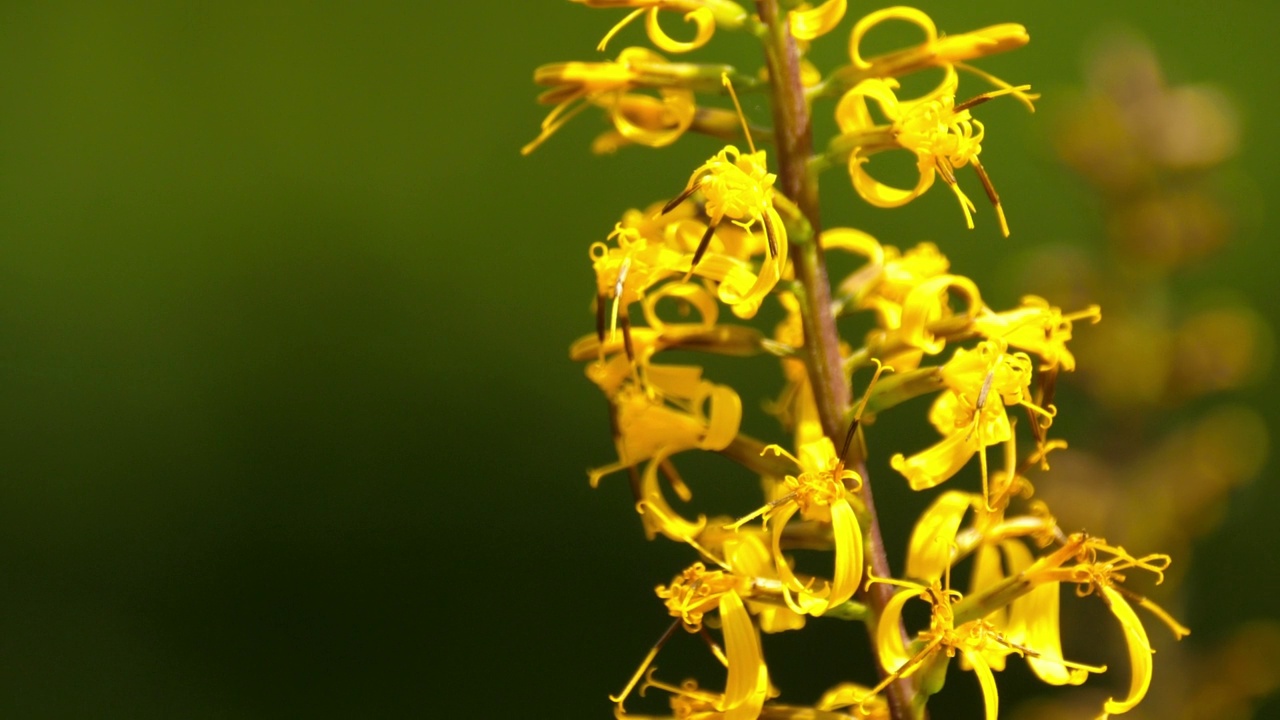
top-left (646, 363), bottom-right (710, 399)
top-left (820, 227), bottom-right (885, 265)
top-left (608, 89), bottom-right (697, 147)
top-left (647, 8), bottom-right (716, 53)
top-left (700, 210), bottom-right (789, 319)
top-left (935, 24), bottom-right (1030, 64)
top-left (895, 274), bottom-right (983, 356)
top-left (835, 78), bottom-right (902, 134)
top-left (1003, 539), bottom-right (1094, 686)
top-left (849, 152), bottom-right (935, 208)
top-left (641, 282), bottom-right (720, 332)
top-left (789, 0), bottom-right (846, 41)
top-left (636, 449), bottom-right (707, 541)
top-left (891, 428), bottom-right (979, 491)
top-left (906, 491), bottom-right (973, 582)
top-left (726, 533), bottom-right (807, 633)
top-left (875, 588), bottom-right (916, 673)
top-left (699, 383), bottom-right (743, 451)
top-left (1017, 579), bottom-right (1090, 686)
top-left (613, 393), bottom-right (705, 464)
top-left (770, 504), bottom-right (839, 617)
top-left (1099, 585), bottom-right (1154, 717)
top-left (849, 7), bottom-right (938, 70)
top-left (695, 255), bottom-right (770, 320)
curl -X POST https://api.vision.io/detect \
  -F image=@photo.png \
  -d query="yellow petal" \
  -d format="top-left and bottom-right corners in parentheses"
top-left (828, 498), bottom-right (864, 607)
top-left (898, 275), bottom-right (983, 351)
top-left (718, 590), bottom-right (769, 720)
top-left (727, 533), bottom-right (807, 633)
top-left (835, 78), bottom-right (902, 134)
top-left (959, 647), bottom-right (999, 720)
top-left (1017, 579), bottom-right (1088, 686)
top-left (646, 8), bottom-right (716, 54)
top-left (1099, 585), bottom-right (1153, 717)
top-left (636, 449), bottom-right (707, 541)
top-left (970, 544), bottom-right (1005, 601)
top-left (935, 24), bottom-right (1030, 64)
top-left (708, 211), bottom-right (788, 319)
top-left (849, 7), bottom-right (938, 70)
top-left (905, 491), bottom-right (973, 582)
top-left (821, 227), bottom-right (885, 265)
top-left (770, 504), bottom-right (832, 616)
top-left (876, 588), bottom-right (915, 674)
top-left (608, 89), bottom-right (697, 148)
top-left (789, 0), bottom-right (846, 41)
top-left (891, 428), bottom-right (979, 491)
top-left (699, 383), bottom-right (743, 451)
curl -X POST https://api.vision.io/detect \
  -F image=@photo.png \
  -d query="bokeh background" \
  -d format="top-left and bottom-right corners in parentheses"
top-left (1, 1), bottom-right (1278, 717)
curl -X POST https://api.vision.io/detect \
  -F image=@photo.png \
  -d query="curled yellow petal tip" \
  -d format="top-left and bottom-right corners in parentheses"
top-left (789, 0), bottom-right (846, 41)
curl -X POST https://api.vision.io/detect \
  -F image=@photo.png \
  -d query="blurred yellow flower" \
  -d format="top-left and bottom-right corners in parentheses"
top-left (575, 0), bottom-right (750, 53)
top-left (975, 296), bottom-right (1101, 373)
top-left (523, 47), bottom-right (695, 154)
top-left (848, 7), bottom-right (1031, 100)
top-left (789, 0), bottom-right (846, 41)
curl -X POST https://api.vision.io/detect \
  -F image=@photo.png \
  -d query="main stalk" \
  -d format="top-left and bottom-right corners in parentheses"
top-left (754, 3), bottom-right (919, 718)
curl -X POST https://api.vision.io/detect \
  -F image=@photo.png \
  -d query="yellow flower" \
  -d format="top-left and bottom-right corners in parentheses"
top-left (728, 438), bottom-right (864, 616)
top-left (891, 340), bottom-right (1052, 499)
top-left (575, 0), bottom-right (750, 54)
top-left (866, 579), bottom-right (1004, 720)
top-left (586, 362), bottom-right (742, 541)
top-left (901, 436), bottom-right (1083, 681)
top-left (662, 140), bottom-right (789, 319)
top-left (974, 296), bottom-right (1102, 372)
top-left (835, 67), bottom-right (1031, 236)
top-left (587, 224), bottom-right (692, 360)
top-left (1015, 534), bottom-right (1190, 717)
top-left (523, 47), bottom-right (695, 154)
top-left (613, 562), bottom-right (770, 720)
top-left (847, 7), bottom-right (1034, 106)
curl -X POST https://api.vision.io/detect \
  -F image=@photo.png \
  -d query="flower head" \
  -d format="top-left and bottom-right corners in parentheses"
top-left (891, 340), bottom-right (1053, 501)
top-left (613, 562), bottom-right (770, 720)
top-left (866, 579), bottom-right (1003, 720)
top-left (660, 76), bottom-right (790, 319)
top-left (727, 438), bottom-right (864, 616)
top-left (836, 67), bottom-right (1031, 236)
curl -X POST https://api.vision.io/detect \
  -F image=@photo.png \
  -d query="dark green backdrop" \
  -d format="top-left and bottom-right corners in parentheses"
top-left (0, 1), bottom-right (1276, 717)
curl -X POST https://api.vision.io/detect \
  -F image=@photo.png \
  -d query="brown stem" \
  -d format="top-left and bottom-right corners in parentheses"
top-left (755, 3), bottom-right (920, 719)
top-left (754, 1), bottom-right (845, 437)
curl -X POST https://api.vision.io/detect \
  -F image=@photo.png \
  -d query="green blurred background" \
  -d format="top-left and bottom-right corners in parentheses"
top-left (1, 1), bottom-right (1278, 717)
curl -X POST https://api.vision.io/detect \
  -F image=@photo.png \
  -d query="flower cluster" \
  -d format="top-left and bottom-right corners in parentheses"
top-left (529, 5), bottom-right (1186, 719)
